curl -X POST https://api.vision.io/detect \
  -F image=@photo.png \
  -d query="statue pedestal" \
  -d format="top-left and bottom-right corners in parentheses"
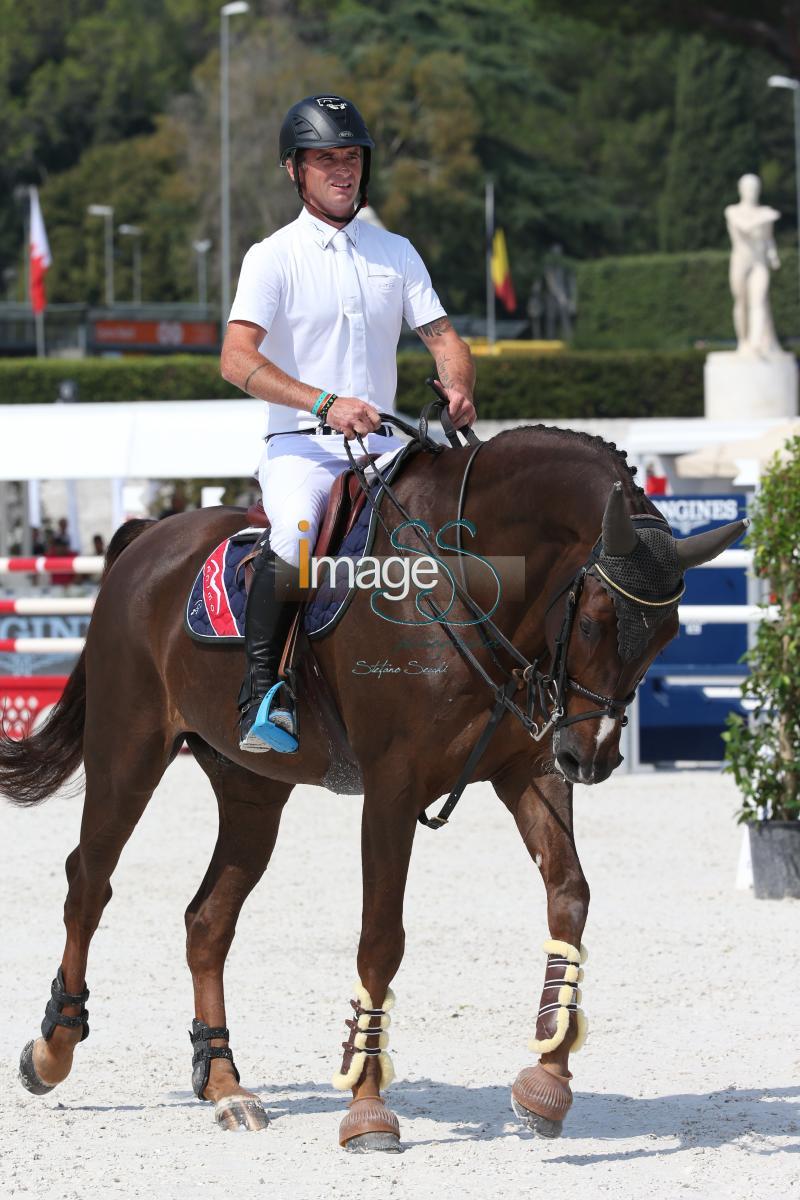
top-left (704, 350), bottom-right (798, 419)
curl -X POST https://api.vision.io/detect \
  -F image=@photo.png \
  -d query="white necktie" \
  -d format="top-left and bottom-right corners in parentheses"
top-left (331, 230), bottom-right (367, 399)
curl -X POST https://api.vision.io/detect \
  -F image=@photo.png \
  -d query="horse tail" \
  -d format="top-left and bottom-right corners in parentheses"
top-left (0, 517), bottom-right (157, 807)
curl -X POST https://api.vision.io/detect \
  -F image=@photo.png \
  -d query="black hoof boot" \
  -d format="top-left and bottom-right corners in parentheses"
top-left (18, 1040), bottom-right (55, 1096)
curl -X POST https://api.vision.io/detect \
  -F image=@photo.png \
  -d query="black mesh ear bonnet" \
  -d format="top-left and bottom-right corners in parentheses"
top-left (590, 528), bottom-right (684, 661)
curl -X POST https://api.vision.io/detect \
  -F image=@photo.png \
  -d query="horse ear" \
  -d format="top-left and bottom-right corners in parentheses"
top-left (602, 482), bottom-right (637, 556)
top-left (675, 519), bottom-right (749, 570)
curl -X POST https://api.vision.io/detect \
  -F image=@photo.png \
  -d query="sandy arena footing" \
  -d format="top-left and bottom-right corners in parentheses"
top-left (1, 759), bottom-right (797, 1199)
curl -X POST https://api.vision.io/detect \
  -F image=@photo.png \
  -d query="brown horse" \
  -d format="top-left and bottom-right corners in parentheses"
top-left (0, 425), bottom-right (743, 1149)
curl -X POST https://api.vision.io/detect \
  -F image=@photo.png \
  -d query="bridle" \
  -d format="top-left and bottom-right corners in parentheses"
top-left (341, 393), bottom-right (681, 829)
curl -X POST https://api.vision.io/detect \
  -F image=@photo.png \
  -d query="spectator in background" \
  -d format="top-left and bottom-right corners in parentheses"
top-left (644, 461), bottom-right (669, 497)
top-left (159, 486), bottom-right (187, 520)
top-left (50, 517), bottom-right (73, 551)
top-left (91, 534), bottom-right (106, 583)
top-left (47, 519), bottom-right (75, 587)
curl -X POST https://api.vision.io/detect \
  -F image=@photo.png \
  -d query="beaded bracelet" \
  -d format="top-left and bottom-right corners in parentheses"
top-left (311, 390), bottom-right (332, 416)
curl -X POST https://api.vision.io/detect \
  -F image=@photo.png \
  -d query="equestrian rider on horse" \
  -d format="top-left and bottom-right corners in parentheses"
top-left (220, 94), bottom-right (477, 754)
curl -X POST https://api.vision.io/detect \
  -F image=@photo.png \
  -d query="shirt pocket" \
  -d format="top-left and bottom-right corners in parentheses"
top-left (366, 268), bottom-right (402, 295)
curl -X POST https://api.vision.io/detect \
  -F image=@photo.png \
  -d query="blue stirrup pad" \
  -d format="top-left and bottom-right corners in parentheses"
top-left (250, 682), bottom-right (298, 753)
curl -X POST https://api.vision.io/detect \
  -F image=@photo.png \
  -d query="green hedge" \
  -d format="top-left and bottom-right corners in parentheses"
top-left (575, 248), bottom-right (800, 351)
top-left (0, 356), bottom-right (241, 405)
top-left (0, 349), bottom-right (706, 419)
top-left (402, 351), bottom-right (706, 418)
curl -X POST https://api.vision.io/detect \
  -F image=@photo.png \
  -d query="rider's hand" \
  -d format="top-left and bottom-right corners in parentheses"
top-left (324, 397), bottom-right (382, 440)
top-left (441, 387), bottom-right (476, 430)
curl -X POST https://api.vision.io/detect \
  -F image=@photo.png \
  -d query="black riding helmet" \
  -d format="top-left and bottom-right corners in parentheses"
top-left (279, 94), bottom-right (374, 215)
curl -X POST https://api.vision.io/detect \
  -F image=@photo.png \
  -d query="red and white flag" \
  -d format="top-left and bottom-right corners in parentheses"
top-left (29, 187), bottom-right (51, 315)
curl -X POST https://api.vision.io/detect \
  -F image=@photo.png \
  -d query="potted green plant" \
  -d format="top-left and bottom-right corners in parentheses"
top-left (723, 435), bottom-right (800, 900)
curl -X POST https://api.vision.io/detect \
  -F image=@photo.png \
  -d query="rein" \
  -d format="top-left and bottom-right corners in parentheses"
top-left (340, 395), bottom-right (671, 830)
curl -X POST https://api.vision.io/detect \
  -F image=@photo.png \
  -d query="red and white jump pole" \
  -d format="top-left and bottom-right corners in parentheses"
top-left (0, 598), bottom-right (95, 615)
top-left (0, 555), bottom-right (104, 575)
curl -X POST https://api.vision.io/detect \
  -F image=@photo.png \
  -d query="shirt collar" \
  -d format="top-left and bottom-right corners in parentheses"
top-left (298, 205), bottom-right (361, 250)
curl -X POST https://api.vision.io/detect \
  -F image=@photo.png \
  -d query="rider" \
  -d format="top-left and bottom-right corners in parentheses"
top-left (221, 93), bottom-right (476, 754)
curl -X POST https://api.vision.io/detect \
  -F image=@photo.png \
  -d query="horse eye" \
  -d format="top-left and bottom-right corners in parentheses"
top-left (579, 617), bottom-right (593, 637)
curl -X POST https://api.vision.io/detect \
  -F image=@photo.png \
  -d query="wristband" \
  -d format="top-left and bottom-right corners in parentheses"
top-left (317, 393), bottom-right (338, 422)
top-left (311, 390), bottom-right (332, 416)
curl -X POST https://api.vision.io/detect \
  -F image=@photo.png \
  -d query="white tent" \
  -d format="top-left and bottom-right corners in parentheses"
top-left (0, 399), bottom-right (266, 482)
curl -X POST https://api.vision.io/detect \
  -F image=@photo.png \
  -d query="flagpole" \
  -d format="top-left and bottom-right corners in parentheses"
top-left (35, 311), bottom-right (45, 358)
top-left (485, 178), bottom-right (496, 346)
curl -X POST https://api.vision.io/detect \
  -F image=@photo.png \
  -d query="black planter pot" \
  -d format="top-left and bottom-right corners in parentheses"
top-left (748, 820), bottom-right (800, 899)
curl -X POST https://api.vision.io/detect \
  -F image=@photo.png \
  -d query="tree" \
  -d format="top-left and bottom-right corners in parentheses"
top-left (533, 2), bottom-right (800, 76)
top-left (659, 38), bottom-right (761, 250)
top-left (723, 436), bottom-right (800, 823)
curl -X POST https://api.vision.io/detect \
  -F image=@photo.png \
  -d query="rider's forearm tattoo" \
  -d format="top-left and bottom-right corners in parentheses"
top-left (438, 355), bottom-right (454, 388)
top-left (416, 317), bottom-right (453, 340)
top-left (243, 363), bottom-right (269, 395)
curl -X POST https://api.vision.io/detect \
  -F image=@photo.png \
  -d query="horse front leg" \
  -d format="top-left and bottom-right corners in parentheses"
top-left (494, 765), bottom-right (590, 1138)
top-left (331, 778), bottom-right (418, 1153)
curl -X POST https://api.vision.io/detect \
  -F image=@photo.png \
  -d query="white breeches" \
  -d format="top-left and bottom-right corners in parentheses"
top-left (257, 431), bottom-right (402, 566)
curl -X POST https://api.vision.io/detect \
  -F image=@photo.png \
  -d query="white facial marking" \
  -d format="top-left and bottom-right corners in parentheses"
top-left (594, 715), bottom-right (616, 751)
top-left (535, 853), bottom-right (543, 870)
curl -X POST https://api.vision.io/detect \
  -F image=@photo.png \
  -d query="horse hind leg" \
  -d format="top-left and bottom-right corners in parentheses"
top-left (20, 720), bottom-right (181, 1096)
top-left (183, 735), bottom-right (292, 1132)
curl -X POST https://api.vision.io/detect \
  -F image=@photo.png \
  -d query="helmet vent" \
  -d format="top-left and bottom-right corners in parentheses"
top-left (292, 116), bottom-right (319, 139)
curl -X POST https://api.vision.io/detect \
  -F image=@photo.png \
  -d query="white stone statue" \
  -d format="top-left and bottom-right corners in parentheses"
top-left (725, 173), bottom-right (781, 357)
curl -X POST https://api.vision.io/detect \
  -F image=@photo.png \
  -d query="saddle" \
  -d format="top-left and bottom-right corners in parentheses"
top-left (238, 453), bottom-right (381, 582)
top-left (185, 450), bottom-right (408, 648)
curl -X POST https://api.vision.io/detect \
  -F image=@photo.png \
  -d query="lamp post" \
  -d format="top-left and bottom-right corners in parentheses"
top-left (768, 74), bottom-right (800, 305)
top-left (87, 204), bottom-right (114, 305)
top-left (485, 178), bottom-right (496, 346)
top-left (118, 224), bottom-right (143, 304)
top-left (220, 1), bottom-right (249, 336)
top-left (193, 239), bottom-right (212, 306)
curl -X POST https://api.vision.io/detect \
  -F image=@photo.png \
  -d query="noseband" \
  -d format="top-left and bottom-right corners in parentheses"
top-left (512, 515), bottom-right (676, 741)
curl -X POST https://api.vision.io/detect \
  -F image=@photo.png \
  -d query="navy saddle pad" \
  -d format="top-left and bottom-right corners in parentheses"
top-left (185, 504), bottom-right (373, 644)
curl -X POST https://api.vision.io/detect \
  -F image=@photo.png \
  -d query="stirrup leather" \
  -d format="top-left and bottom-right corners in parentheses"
top-left (41, 967), bottom-right (90, 1042)
top-left (189, 1018), bottom-right (240, 1100)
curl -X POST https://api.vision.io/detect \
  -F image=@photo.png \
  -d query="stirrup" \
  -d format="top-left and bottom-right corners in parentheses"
top-left (250, 682), bottom-right (298, 753)
top-left (189, 1018), bottom-right (240, 1100)
top-left (41, 967), bottom-right (90, 1042)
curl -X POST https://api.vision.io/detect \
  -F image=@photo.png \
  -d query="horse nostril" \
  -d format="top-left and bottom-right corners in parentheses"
top-left (558, 751), bottom-right (581, 780)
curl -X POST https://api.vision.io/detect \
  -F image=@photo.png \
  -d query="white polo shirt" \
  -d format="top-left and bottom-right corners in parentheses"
top-left (228, 207), bottom-right (447, 435)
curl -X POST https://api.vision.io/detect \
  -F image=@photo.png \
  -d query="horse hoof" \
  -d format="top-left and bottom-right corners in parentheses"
top-left (214, 1095), bottom-right (270, 1132)
top-left (339, 1098), bottom-right (401, 1152)
top-left (344, 1131), bottom-right (402, 1153)
top-left (511, 1064), bottom-right (572, 1138)
top-left (19, 1040), bottom-right (56, 1096)
top-left (511, 1096), bottom-right (563, 1139)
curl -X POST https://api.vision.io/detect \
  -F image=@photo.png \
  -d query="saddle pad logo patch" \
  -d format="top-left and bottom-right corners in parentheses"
top-left (203, 542), bottom-right (237, 636)
top-left (185, 536), bottom-right (257, 643)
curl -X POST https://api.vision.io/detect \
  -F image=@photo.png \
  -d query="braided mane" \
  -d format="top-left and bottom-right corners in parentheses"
top-left (496, 424), bottom-right (645, 497)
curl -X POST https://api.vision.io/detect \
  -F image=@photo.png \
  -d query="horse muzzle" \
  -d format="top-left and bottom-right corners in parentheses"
top-left (553, 724), bottom-right (622, 786)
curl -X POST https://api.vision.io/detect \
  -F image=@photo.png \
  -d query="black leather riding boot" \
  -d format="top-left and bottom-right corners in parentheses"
top-left (238, 540), bottom-right (299, 752)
